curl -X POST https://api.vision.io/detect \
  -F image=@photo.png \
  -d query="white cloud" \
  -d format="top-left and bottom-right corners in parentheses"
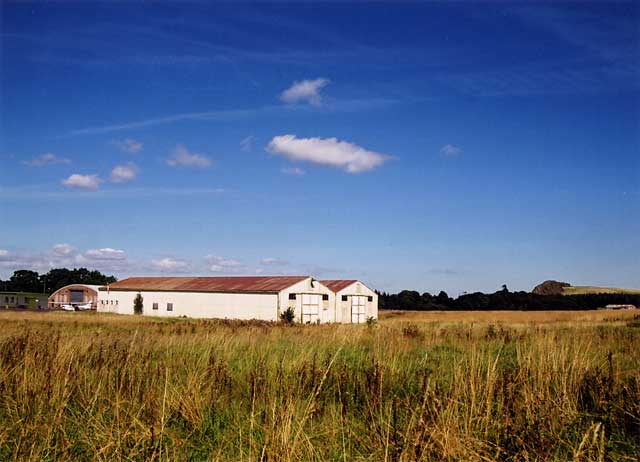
top-left (61, 174), bottom-right (101, 190)
top-left (0, 252), bottom-right (48, 271)
top-left (206, 255), bottom-right (242, 273)
top-left (23, 153), bottom-right (71, 166)
top-left (281, 166), bottom-right (306, 176)
top-left (240, 135), bottom-right (255, 152)
top-left (167, 145), bottom-right (212, 168)
top-left (52, 244), bottom-right (76, 256)
top-left (84, 248), bottom-right (126, 260)
top-left (151, 257), bottom-right (190, 272)
top-left (0, 249), bottom-right (9, 259)
top-left (0, 245), bottom-right (136, 276)
top-left (255, 268), bottom-right (265, 274)
top-left (113, 138), bottom-right (143, 154)
top-left (440, 144), bottom-right (463, 157)
top-left (261, 258), bottom-right (288, 266)
top-left (267, 134), bottom-right (389, 174)
top-left (280, 78), bottom-right (330, 106)
top-left (110, 163), bottom-right (138, 183)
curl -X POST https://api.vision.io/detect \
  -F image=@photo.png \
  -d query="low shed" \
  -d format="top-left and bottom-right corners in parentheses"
top-left (1, 291), bottom-right (48, 309)
top-left (98, 276), bottom-right (336, 322)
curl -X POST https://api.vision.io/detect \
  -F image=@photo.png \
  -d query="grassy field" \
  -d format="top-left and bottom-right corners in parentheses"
top-left (0, 310), bottom-right (638, 461)
top-left (562, 286), bottom-right (640, 295)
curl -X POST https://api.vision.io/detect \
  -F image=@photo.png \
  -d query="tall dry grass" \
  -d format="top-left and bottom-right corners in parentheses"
top-left (379, 308), bottom-right (640, 325)
top-left (0, 310), bottom-right (638, 461)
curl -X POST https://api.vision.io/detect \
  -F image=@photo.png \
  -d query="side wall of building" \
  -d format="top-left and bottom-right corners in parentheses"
top-left (98, 290), bottom-right (279, 320)
top-left (97, 278), bottom-right (337, 323)
top-left (334, 282), bottom-right (378, 323)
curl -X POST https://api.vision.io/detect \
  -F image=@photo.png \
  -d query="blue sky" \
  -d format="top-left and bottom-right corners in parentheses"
top-left (1, 2), bottom-right (638, 294)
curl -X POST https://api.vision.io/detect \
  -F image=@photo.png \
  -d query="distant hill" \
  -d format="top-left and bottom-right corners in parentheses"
top-left (562, 286), bottom-right (640, 295)
top-left (532, 280), bottom-right (570, 295)
top-left (532, 280), bottom-right (640, 296)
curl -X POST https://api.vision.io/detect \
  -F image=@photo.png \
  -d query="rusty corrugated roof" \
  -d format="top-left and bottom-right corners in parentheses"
top-left (320, 280), bottom-right (358, 292)
top-left (103, 276), bottom-right (309, 293)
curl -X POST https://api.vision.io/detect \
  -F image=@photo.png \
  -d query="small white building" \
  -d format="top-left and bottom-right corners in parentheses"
top-left (605, 304), bottom-right (636, 310)
top-left (320, 280), bottom-right (378, 323)
top-left (98, 276), bottom-right (338, 323)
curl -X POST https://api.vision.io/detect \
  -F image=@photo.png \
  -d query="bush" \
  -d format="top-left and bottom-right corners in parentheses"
top-left (280, 307), bottom-right (295, 324)
top-left (133, 293), bottom-right (143, 315)
top-left (402, 324), bottom-right (422, 339)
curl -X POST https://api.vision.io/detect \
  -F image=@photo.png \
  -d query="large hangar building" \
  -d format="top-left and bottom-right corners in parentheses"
top-left (97, 276), bottom-right (377, 323)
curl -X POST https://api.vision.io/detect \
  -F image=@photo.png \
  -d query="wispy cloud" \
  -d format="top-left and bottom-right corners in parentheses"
top-left (110, 163), bottom-right (138, 183)
top-left (440, 144), bottom-right (462, 157)
top-left (7, 12), bottom-right (387, 69)
top-left (64, 106), bottom-right (281, 137)
top-left (22, 153), bottom-right (71, 166)
top-left (112, 138), bottom-right (143, 154)
top-left (280, 78), bottom-right (330, 106)
top-left (61, 174), bottom-right (102, 190)
top-left (0, 243), bottom-right (206, 277)
top-left (261, 258), bottom-right (289, 266)
top-left (206, 255), bottom-right (243, 273)
top-left (0, 243), bottom-right (282, 278)
top-left (267, 135), bottom-right (390, 174)
top-left (151, 257), bottom-right (191, 272)
top-left (84, 247), bottom-right (127, 261)
top-left (240, 135), bottom-right (255, 152)
top-left (62, 98), bottom-right (398, 137)
top-left (0, 244), bottom-right (120, 273)
top-left (281, 166), bottom-right (306, 176)
top-left (52, 243), bottom-right (76, 256)
top-left (509, 5), bottom-right (638, 62)
top-left (0, 185), bottom-right (225, 201)
top-left (166, 145), bottom-right (212, 168)
top-left (437, 63), bottom-right (640, 97)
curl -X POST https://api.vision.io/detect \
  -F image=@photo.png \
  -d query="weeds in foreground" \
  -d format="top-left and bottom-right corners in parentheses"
top-left (0, 312), bottom-right (637, 461)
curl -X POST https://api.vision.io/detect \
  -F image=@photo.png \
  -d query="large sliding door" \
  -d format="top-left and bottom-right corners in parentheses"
top-left (301, 294), bottom-right (320, 324)
top-left (351, 296), bottom-right (367, 323)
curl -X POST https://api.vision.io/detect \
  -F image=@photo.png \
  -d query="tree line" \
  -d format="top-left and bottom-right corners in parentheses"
top-left (2, 268), bottom-right (638, 310)
top-left (0, 269), bottom-right (117, 295)
top-left (377, 286), bottom-right (640, 311)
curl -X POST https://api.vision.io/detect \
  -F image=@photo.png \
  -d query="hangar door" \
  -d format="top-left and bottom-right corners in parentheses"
top-left (351, 296), bottom-right (367, 324)
top-left (70, 290), bottom-right (85, 303)
top-left (301, 294), bottom-right (320, 324)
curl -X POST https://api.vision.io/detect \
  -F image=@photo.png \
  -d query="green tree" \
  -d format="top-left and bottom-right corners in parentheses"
top-left (8, 270), bottom-right (42, 293)
top-left (397, 290), bottom-right (423, 310)
top-left (436, 290), bottom-right (451, 307)
top-left (280, 307), bottom-right (295, 324)
top-left (38, 268), bottom-right (117, 294)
